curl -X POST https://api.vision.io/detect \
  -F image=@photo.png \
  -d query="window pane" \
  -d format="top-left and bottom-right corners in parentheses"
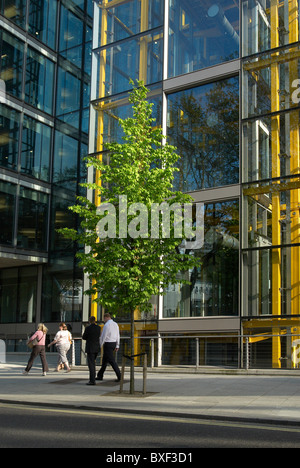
top-left (243, 245), bottom-right (300, 317)
top-left (56, 67), bottom-right (81, 128)
top-left (242, 44), bottom-right (300, 120)
top-left (95, 0), bottom-right (164, 47)
top-left (167, 77), bottom-right (239, 192)
top-left (168, 0), bottom-right (239, 78)
top-left (0, 181), bottom-right (16, 246)
top-left (28, 0), bottom-right (57, 49)
top-left (19, 267), bottom-right (37, 323)
top-left (59, 5), bottom-right (83, 68)
top-left (0, 268), bottom-right (18, 323)
top-left (25, 46), bottom-right (54, 114)
top-left (242, 0), bottom-right (300, 56)
top-left (1, 0), bottom-right (27, 29)
top-left (53, 130), bottom-right (78, 190)
top-left (0, 104), bottom-right (20, 171)
top-left (243, 176), bottom-right (300, 248)
top-left (163, 200), bottom-right (239, 318)
top-left (0, 30), bottom-right (24, 99)
top-left (242, 110), bottom-right (300, 183)
top-left (21, 115), bottom-right (51, 181)
top-left (94, 29), bottom-right (163, 98)
top-left (17, 187), bottom-right (48, 250)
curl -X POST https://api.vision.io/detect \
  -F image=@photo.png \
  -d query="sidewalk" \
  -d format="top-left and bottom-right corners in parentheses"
top-left (1, 361), bottom-right (300, 426)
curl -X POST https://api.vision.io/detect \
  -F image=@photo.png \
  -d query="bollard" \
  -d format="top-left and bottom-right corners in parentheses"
top-left (143, 353), bottom-right (147, 395)
top-left (120, 356), bottom-right (126, 393)
top-left (0, 340), bottom-right (6, 363)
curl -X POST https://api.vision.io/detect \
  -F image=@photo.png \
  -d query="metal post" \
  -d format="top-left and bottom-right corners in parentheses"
top-left (245, 337), bottom-right (249, 370)
top-left (150, 338), bottom-right (154, 368)
top-left (120, 356), bottom-right (126, 393)
top-left (143, 353), bottom-right (147, 395)
top-left (196, 338), bottom-right (199, 369)
top-left (71, 340), bottom-right (75, 367)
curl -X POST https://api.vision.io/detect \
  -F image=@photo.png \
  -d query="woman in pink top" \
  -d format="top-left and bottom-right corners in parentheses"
top-left (23, 324), bottom-right (49, 376)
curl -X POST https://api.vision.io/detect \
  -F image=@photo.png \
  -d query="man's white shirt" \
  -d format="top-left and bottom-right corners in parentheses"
top-left (100, 319), bottom-right (120, 348)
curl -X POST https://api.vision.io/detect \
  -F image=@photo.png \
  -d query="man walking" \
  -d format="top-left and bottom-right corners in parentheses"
top-left (96, 313), bottom-right (121, 382)
top-left (82, 316), bottom-right (101, 385)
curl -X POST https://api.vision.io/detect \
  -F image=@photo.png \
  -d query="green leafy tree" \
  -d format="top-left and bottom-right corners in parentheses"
top-left (59, 81), bottom-right (200, 393)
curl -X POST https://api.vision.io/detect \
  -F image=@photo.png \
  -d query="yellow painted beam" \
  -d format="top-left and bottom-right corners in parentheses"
top-left (139, 0), bottom-right (149, 82)
top-left (91, 1), bottom-right (108, 316)
top-left (289, 0), bottom-right (300, 317)
top-left (270, 0), bottom-right (281, 368)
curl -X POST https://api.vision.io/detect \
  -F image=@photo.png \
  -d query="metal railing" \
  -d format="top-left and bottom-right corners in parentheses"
top-left (112, 333), bottom-right (300, 371)
top-left (2, 333), bottom-right (300, 371)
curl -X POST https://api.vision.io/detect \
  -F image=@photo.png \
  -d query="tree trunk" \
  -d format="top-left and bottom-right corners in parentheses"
top-left (130, 309), bottom-right (135, 394)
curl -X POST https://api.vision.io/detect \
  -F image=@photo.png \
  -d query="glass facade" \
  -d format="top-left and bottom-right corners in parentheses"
top-left (241, 0), bottom-right (300, 368)
top-left (169, 0), bottom-right (239, 77)
top-left (167, 77), bottom-right (239, 192)
top-left (163, 200), bottom-right (239, 317)
top-left (0, 0), bottom-right (93, 330)
top-left (1, 0), bottom-right (300, 370)
top-left (88, 0), bottom-right (300, 369)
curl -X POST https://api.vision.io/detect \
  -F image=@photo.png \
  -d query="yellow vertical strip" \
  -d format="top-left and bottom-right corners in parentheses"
top-left (91, 2), bottom-right (108, 319)
top-left (139, 0), bottom-right (149, 82)
top-left (270, 0), bottom-right (281, 367)
top-left (289, 0), bottom-right (300, 318)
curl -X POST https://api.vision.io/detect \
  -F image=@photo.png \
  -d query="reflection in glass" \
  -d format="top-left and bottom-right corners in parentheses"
top-left (18, 267), bottom-right (37, 323)
top-left (0, 266), bottom-right (38, 323)
top-left (0, 181), bottom-right (16, 246)
top-left (17, 187), bottom-right (48, 250)
top-left (0, 104), bottom-right (20, 171)
top-left (1, 0), bottom-right (26, 29)
top-left (169, 0), bottom-right (239, 78)
top-left (56, 67), bottom-right (81, 128)
top-left (42, 270), bottom-right (83, 323)
top-left (21, 115), bottom-right (51, 181)
top-left (242, 44), bottom-right (300, 120)
top-left (243, 111), bottom-right (300, 183)
top-left (242, 0), bottom-right (300, 56)
top-left (25, 47), bottom-right (54, 114)
top-left (167, 77), bottom-right (239, 192)
top-left (243, 176), bottom-right (300, 248)
top-left (243, 245), bottom-right (300, 316)
top-left (53, 131), bottom-right (79, 189)
top-left (51, 191), bottom-right (76, 252)
top-left (94, 29), bottom-right (163, 99)
top-left (91, 86), bottom-right (162, 152)
top-left (0, 30), bottom-right (24, 99)
top-left (28, 0), bottom-right (57, 49)
top-left (95, 0), bottom-right (164, 46)
top-left (59, 5), bottom-right (83, 68)
top-left (163, 200), bottom-right (239, 318)
top-left (0, 268), bottom-right (17, 323)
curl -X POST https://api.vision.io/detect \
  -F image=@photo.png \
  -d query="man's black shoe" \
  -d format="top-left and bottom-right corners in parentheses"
top-left (86, 381), bottom-right (96, 385)
top-left (115, 378), bottom-right (121, 382)
top-left (95, 377), bottom-right (103, 381)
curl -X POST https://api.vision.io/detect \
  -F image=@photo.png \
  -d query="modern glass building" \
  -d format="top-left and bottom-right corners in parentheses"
top-left (88, 0), bottom-right (300, 369)
top-left (1, 0), bottom-right (300, 370)
top-left (0, 0), bottom-right (93, 347)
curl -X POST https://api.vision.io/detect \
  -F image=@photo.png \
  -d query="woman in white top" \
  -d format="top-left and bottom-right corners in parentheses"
top-left (48, 322), bottom-right (72, 373)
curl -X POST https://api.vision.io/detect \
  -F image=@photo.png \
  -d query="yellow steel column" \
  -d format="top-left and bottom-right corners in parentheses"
top-left (139, 0), bottom-right (149, 82)
top-left (91, 1), bottom-right (108, 319)
top-left (270, 0), bottom-right (281, 367)
top-left (289, 0), bottom-right (300, 318)
top-left (288, 0), bottom-right (300, 365)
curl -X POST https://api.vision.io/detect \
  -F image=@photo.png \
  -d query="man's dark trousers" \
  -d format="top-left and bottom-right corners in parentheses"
top-left (87, 352), bottom-right (98, 384)
top-left (97, 342), bottom-right (121, 380)
top-left (82, 322), bottom-right (100, 384)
